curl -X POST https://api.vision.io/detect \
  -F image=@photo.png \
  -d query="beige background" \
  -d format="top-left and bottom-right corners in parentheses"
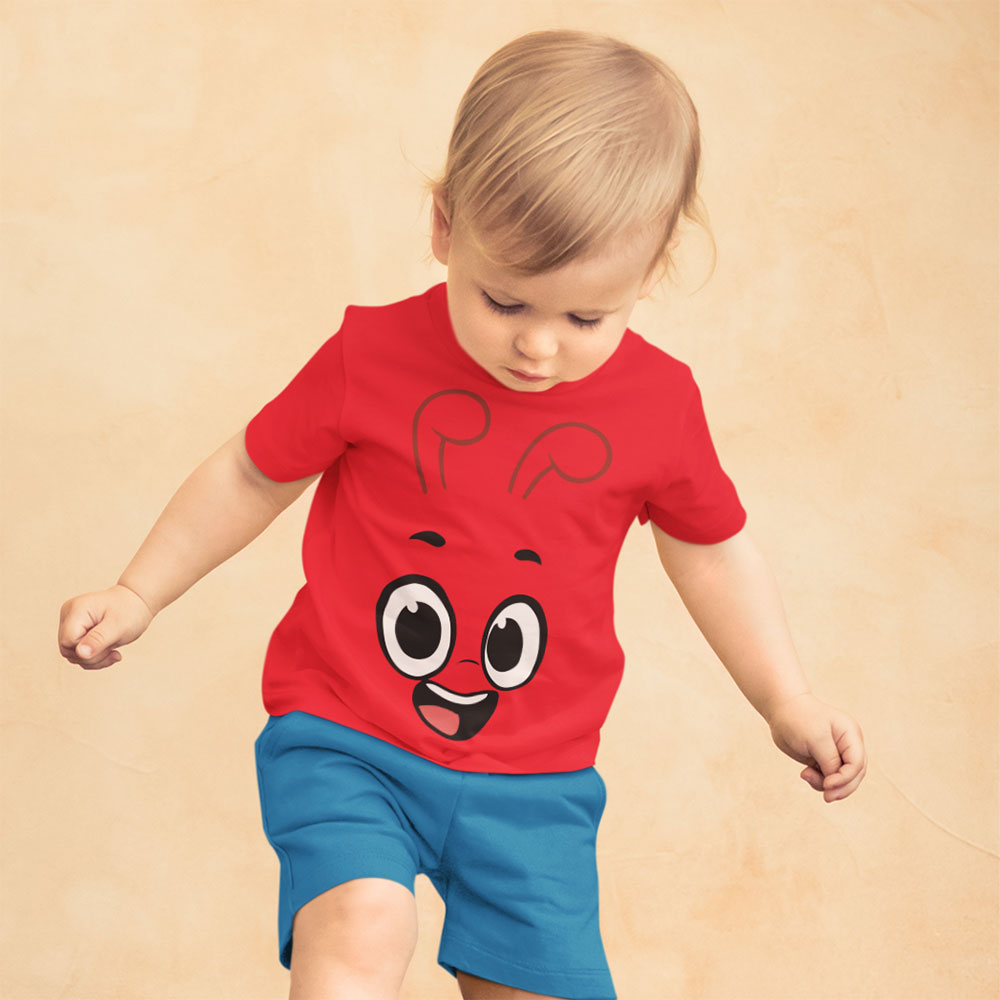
top-left (2, 1), bottom-right (997, 997)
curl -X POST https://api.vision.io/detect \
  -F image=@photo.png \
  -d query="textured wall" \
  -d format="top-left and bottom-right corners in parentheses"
top-left (2, 2), bottom-right (996, 997)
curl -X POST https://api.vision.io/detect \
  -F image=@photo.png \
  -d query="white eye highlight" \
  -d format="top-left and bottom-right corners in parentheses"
top-left (376, 576), bottom-right (455, 678)
top-left (481, 595), bottom-right (546, 690)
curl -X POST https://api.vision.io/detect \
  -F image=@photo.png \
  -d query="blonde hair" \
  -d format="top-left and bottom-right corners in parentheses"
top-left (432, 29), bottom-right (711, 279)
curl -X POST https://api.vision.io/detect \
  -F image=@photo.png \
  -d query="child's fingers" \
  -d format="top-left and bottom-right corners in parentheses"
top-left (799, 763), bottom-right (825, 791)
top-left (57, 618), bottom-right (96, 664)
top-left (803, 758), bottom-right (865, 800)
top-left (824, 748), bottom-right (863, 786)
top-left (801, 730), bottom-right (867, 800)
top-left (822, 765), bottom-right (866, 801)
top-left (77, 649), bottom-right (123, 670)
top-left (776, 703), bottom-right (867, 801)
top-left (73, 629), bottom-right (124, 668)
top-left (811, 737), bottom-right (846, 781)
top-left (59, 585), bottom-right (154, 669)
top-left (821, 732), bottom-right (868, 801)
top-left (58, 601), bottom-right (122, 668)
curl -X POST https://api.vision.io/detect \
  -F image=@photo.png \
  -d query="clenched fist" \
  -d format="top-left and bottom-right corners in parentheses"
top-left (58, 584), bottom-right (154, 670)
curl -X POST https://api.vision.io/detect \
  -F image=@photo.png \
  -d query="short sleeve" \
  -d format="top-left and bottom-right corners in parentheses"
top-left (244, 328), bottom-right (349, 482)
top-left (639, 381), bottom-right (746, 543)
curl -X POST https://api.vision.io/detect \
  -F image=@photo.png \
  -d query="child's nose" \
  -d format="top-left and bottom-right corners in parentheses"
top-left (513, 325), bottom-right (558, 362)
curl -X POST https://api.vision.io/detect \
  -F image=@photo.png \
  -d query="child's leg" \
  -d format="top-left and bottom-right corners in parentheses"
top-left (288, 878), bottom-right (417, 1000)
top-left (455, 971), bottom-right (560, 999)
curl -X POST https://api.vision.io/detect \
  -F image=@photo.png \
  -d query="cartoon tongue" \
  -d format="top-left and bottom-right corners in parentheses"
top-left (419, 705), bottom-right (460, 736)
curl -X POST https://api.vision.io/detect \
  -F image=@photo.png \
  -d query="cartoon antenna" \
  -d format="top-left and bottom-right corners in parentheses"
top-left (508, 423), bottom-right (612, 499)
top-left (412, 392), bottom-right (612, 498)
top-left (412, 390), bottom-right (491, 493)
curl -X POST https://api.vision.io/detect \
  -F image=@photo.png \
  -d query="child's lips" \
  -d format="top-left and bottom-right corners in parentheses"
top-left (507, 368), bottom-right (551, 383)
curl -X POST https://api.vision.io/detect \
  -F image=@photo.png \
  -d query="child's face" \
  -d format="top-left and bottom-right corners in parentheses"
top-left (432, 200), bottom-right (661, 393)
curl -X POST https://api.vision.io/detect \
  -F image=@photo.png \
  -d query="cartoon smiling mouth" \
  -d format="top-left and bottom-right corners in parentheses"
top-left (412, 681), bottom-right (499, 740)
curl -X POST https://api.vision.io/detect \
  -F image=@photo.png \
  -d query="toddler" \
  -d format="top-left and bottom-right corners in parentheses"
top-left (59, 29), bottom-right (867, 1000)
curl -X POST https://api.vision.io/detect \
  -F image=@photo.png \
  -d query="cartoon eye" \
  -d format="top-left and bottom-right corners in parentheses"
top-left (481, 595), bottom-right (547, 690)
top-left (376, 575), bottom-right (455, 678)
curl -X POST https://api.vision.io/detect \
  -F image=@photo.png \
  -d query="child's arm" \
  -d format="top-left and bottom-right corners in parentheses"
top-left (58, 429), bottom-right (320, 670)
top-left (652, 523), bottom-right (867, 802)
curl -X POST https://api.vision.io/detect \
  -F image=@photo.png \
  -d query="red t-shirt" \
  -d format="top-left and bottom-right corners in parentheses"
top-left (245, 283), bottom-right (745, 773)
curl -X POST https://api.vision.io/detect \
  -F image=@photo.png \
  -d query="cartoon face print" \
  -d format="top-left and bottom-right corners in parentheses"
top-left (374, 389), bottom-right (610, 741)
top-left (376, 533), bottom-right (548, 740)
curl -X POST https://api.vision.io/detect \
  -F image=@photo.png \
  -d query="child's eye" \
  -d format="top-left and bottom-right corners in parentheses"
top-left (481, 291), bottom-right (522, 316)
top-left (481, 290), bottom-right (603, 329)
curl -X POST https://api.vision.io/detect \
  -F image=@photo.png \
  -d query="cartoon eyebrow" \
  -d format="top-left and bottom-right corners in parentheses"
top-left (410, 532), bottom-right (537, 563)
top-left (410, 531), bottom-right (446, 547)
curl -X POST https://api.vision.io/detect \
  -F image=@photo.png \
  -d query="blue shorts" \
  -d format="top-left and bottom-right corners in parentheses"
top-left (254, 711), bottom-right (615, 999)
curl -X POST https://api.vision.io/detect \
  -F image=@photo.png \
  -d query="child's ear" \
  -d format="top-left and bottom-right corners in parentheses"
top-left (639, 242), bottom-right (674, 298)
top-left (430, 191), bottom-right (452, 266)
top-left (639, 263), bottom-right (661, 299)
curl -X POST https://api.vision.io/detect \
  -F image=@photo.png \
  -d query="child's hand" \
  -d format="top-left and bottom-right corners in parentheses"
top-left (767, 693), bottom-right (867, 802)
top-left (58, 584), bottom-right (154, 670)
